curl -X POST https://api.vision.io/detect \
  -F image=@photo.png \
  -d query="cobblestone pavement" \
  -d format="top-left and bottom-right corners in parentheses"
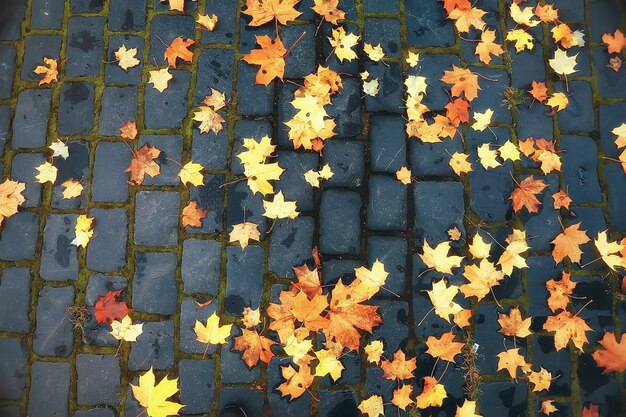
top-left (1, 1), bottom-right (626, 417)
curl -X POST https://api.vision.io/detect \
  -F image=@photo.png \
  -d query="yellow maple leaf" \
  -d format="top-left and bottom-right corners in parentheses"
top-left (197, 14), bottom-right (218, 31)
top-left (396, 167), bottom-right (412, 185)
top-left (35, 161), bottom-right (58, 184)
top-left (528, 367), bottom-right (552, 392)
top-left (263, 191), bottom-right (299, 219)
top-left (110, 315), bottom-right (144, 342)
top-left (242, 0), bottom-right (302, 26)
top-left (194, 312), bottom-right (232, 346)
top-left (510, 3), bottom-right (540, 27)
top-left (292, 93), bottom-right (329, 131)
top-left (61, 179), bottom-right (83, 199)
top-left (497, 348), bottom-right (529, 380)
top-left (477, 143), bottom-right (501, 169)
top-left (364, 340), bottom-right (384, 364)
top-left (229, 222), bottom-right (261, 249)
top-left (364, 43), bottom-right (385, 61)
top-left (71, 214), bottom-right (94, 248)
top-left (148, 68), bottom-right (173, 93)
top-left (328, 26), bottom-right (360, 62)
top-left (354, 259), bottom-right (389, 298)
top-left (406, 51), bottom-right (420, 67)
top-left (456, 400), bottom-right (482, 417)
top-left (115, 44), bottom-right (140, 71)
top-left (499, 141), bottom-right (521, 162)
top-left (460, 259), bottom-right (505, 301)
top-left (594, 230), bottom-right (625, 271)
top-left (130, 368), bottom-right (184, 417)
top-left (416, 376), bottom-right (447, 409)
top-left (0, 179), bottom-right (26, 227)
top-left (472, 109), bottom-right (493, 131)
top-left (193, 105), bottom-right (226, 134)
top-left (449, 152), bottom-right (473, 176)
top-left (49, 140), bottom-right (69, 159)
top-left (507, 29), bottom-right (534, 52)
top-left (612, 123), bottom-right (626, 148)
top-left (498, 229), bottom-right (529, 276)
top-left (238, 136), bottom-right (276, 166)
top-left (314, 349), bottom-right (344, 381)
top-left (426, 279), bottom-right (463, 323)
top-left (244, 161), bottom-right (284, 196)
top-left (242, 307), bottom-right (261, 328)
top-left (546, 92), bottom-right (569, 112)
top-left (448, 6), bottom-right (487, 33)
top-left (358, 395), bottom-right (384, 417)
top-left (469, 233), bottom-right (491, 259)
top-left (420, 240), bottom-right (463, 274)
top-left (179, 161), bottom-right (204, 187)
top-left (549, 49), bottom-right (578, 76)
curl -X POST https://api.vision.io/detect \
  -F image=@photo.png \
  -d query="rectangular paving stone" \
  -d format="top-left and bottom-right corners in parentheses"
top-left (410, 137), bottom-right (463, 177)
top-left (92, 141), bottom-right (131, 202)
top-left (405, 0), bottom-right (455, 47)
top-left (368, 175), bottom-right (408, 231)
top-left (282, 24), bottom-right (316, 78)
top-left (594, 47), bottom-right (626, 98)
top-left (369, 300), bottom-right (409, 355)
top-left (319, 391), bottom-right (359, 417)
top-left (268, 358), bottom-right (311, 417)
top-left (319, 189), bottom-right (361, 255)
top-left (11, 153), bottom-right (46, 207)
top-left (413, 181), bottom-right (465, 245)
top-left (58, 82), bottom-right (96, 135)
top-left (0, 105), bottom-right (9, 154)
top-left (0, 2), bottom-right (26, 40)
top-left (327, 77), bottom-right (361, 138)
top-left (195, 48), bottom-right (235, 104)
top-left (71, 0), bottom-right (104, 13)
top-left (105, 35), bottom-right (144, 84)
top-left (517, 104), bottom-right (554, 140)
top-left (0, 407), bottom-right (20, 417)
top-left (219, 387), bottom-right (264, 417)
top-left (0, 338), bottom-right (27, 400)
top-left (66, 16), bottom-right (105, 77)
top-left (237, 61), bottom-right (275, 116)
top-left (99, 86), bottom-right (138, 135)
top-left (87, 208), bottom-right (128, 272)
top-left (604, 163), bottom-right (626, 232)
top-left (144, 70), bottom-right (190, 129)
top-left (0, 268), bottom-right (31, 333)
top-left (269, 216), bottom-right (314, 278)
top-left (187, 174), bottom-right (225, 234)
top-left (364, 0), bottom-right (400, 13)
top-left (323, 140), bottom-right (365, 187)
top-left (532, 335), bottom-right (572, 395)
top-left (227, 181), bottom-right (267, 238)
top-left (12, 89), bottom-right (52, 149)
top-left (192, 129), bottom-right (228, 170)
top-left (599, 102), bottom-right (626, 158)
top-left (133, 252), bottom-right (178, 315)
top-left (83, 275), bottom-right (127, 347)
top-left (474, 304), bottom-right (513, 374)
top-left (27, 362), bottom-right (70, 417)
top-left (480, 382), bottom-right (528, 417)
top-left (225, 246), bottom-right (264, 316)
top-left (555, 80), bottom-right (594, 132)
top-left (588, 0), bottom-right (622, 42)
top-left (510, 47), bottom-right (545, 88)
top-left (108, 0), bottom-right (147, 31)
top-left (275, 151), bottom-right (318, 211)
top-left (410, 54), bottom-right (460, 111)
top-left (0, 45), bottom-right (16, 99)
top-left (370, 114), bottom-right (406, 173)
top-left (0, 212), bottom-right (39, 261)
top-left (367, 236), bottom-right (407, 297)
top-left (21, 35), bottom-right (62, 81)
top-left (31, 0), bottom-right (64, 29)
top-left (221, 327), bottom-right (261, 383)
top-left (134, 191), bottom-right (179, 247)
top-left (138, 135), bottom-right (182, 186)
top-left (128, 321), bottom-right (175, 371)
top-left (560, 135), bottom-right (602, 203)
top-left (34, 286), bottom-right (74, 357)
top-left (182, 238), bottom-right (221, 295)
top-left (50, 141), bottom-right (90, 209)
top-left (179, 298), bottom-right (219, 354)
top-left (322, 259), bottom-right (360, 285)
top-left (364, 18), bottom-right (401, 57)
top-left (364, 61), bottom-right (403, 113)
top-left (76, 354), bottom-right (121, 406)
top-left (40, 214), bottom-right (79, 281)
top-left (149, 14), bottom-right (195, 65)
top-left (200, 0), bottom-right (236, 44)
top-left (179, 359), bottom-right (215, 414)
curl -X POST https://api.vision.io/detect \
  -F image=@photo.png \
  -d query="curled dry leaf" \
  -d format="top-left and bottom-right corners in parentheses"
top-left (126, 144), bottom-right (161, 185)
top-left (119, 121), bottom-right (138, 139)
top-left (33, 57), bottom-right (59, 85)
top-left (61, 179), bottom-right (83, 199)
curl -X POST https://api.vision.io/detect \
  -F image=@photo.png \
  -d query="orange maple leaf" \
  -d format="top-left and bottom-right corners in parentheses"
top-left (592, 331), bottom-right (626, 373)
top-left (33, 57), bottom-right (59, 86)
top-left (529, 81), bottom-right (548, 102)
top-left (510, 175), bottom-right (548, 213)
top-left (441, 0), bottom-right (471, 14)
top-left (126, 144), bottom-right (161, 185)
top-left (312, 0), bottom-right (345, 24)
top-left (243, 0), bottom-right (302, 26)
top-left (0, 179), bottom-right (26, 227)
top-left (546, 272), bottom-right (576, 313)
top-left (164, 36), bottom-right (195, 68)
top-left (242, 35), bottom-right (287, 86)
top-left (543, 310), bottom-right (592, 351)
top-left (551, 223), bottom-right (590, 264)
top-left (475, 29), bottom-right (504, 64)
top-left (448, 6), bottom-right (487, 33)
top-left (292, 264), bottom-right (323, 298)
top-left (534, 4), bottom-right (559, 23)
top-left (445, 97), bottom-right (471, 127)
top-left (288, 291), bottom-right (328, 332)
top-left (497, 307), bottom-right (532, 339)
top-left (181, 201), bottom-right (207, 228)
top-left (380, 349), bottom-right (417, 381)
top-left (425, 332), bottom-right (464, 362)
top-left (277, 363), bottom-right (313, 400)
top-left (582, 404), bottom-right (599, 417)
top-left (602, 29), bottom-right (626, 54)
top-left (119, 121), bottom-right (138, 140)
top-left (233, 328), bottom-right (276, 367)
top-left (552, 190), bottom-right (572, 210)
top-left (497, 348), bottom-right (529, 380)
top-left (441, 65), bottom-right (480, 101)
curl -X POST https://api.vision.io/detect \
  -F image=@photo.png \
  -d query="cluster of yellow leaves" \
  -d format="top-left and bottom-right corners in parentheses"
top-left (304, 164), bottom-right (334, 187)
top-left (71, 214), bottom-right (94, 248)
top-left (286, 66), bottom-right (343, 151)
top-left (193, 88), bottom-right (227, 134)
top-left (238, 135), bottom-right (284, 196)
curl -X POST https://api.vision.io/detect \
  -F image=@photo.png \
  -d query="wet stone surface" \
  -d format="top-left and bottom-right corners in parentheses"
top-left (1, 1), bottom-right (625, 417)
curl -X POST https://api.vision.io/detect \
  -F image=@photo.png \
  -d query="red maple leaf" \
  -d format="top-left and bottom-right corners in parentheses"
top-left (93, 290), bottom-right (132, 324)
